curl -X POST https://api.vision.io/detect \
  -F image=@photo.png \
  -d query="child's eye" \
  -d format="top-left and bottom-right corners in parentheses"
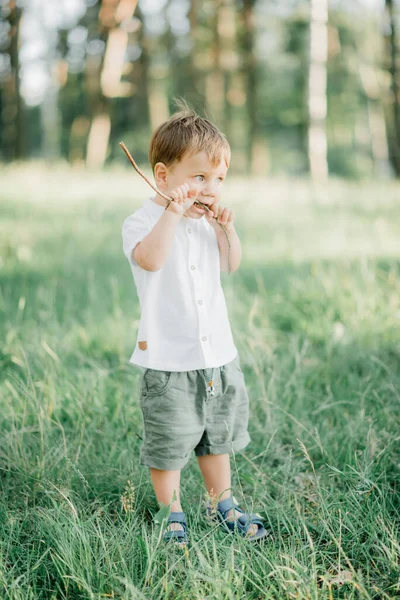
top-left (194, 175), bottom-right (204, 182)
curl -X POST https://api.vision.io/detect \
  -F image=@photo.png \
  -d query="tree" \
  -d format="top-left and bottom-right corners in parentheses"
top-left (307, 0), bottom-right (328, 181)
top-left (0, 1), bottom-right (24, 160)
top-left (383, 0), bottom-right (400, 176)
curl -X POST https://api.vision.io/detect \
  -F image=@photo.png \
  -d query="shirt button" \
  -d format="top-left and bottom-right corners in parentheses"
top-left (202, 336), bottom-right (207, 341)
top-left (198, 300), bottom-right (203, 305)
top-left (190, 265), bottom-right (196, 270)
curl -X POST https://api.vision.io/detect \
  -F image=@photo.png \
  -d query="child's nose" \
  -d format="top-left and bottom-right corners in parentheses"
top-left (201, 183), bottom-right (219, 200)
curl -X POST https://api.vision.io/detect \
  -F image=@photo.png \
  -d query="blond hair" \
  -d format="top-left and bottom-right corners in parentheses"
top-left (148, 98), bottom-right (230, 172)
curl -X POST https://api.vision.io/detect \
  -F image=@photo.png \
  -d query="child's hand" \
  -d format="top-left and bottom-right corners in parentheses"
top-left (166, 183), bottom-right (198, 215)
top-left (205, 202), bottom-right (235, 232)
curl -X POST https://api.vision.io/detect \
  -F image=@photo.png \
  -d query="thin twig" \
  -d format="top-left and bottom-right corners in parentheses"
top-left (119, 141), bottom-right (231, 274)
top-left (120, 142), bottom-right (171, 204)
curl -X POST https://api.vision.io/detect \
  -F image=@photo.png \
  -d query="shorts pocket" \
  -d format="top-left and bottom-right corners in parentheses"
top-left (141, 369), bottom-right (176, 397)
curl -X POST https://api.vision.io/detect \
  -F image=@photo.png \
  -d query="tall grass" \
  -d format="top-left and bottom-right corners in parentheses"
top-left (0, 164), bottom-right (399, 598)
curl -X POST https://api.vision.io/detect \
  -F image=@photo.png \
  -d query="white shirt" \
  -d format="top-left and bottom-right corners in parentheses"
top-left (122, 196), bottom-right (238, 371)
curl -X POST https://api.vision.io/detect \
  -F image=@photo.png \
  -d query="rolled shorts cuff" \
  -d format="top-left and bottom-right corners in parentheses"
top-left (194, 432), bottom-right (251, 457)
top-left (140, 453), bottom-right (192, 471)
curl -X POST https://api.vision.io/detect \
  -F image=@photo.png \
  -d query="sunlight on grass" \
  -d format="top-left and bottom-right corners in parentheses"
top-left (0, 166), bottom-right (399, 598)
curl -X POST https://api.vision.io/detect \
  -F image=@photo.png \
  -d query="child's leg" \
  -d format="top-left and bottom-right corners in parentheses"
top-left (197, 453), bottom-right (231, 503)
top-left (197, 454), bottom-right (257, 536)
top-left (149, 467), bottom-right (184, 532)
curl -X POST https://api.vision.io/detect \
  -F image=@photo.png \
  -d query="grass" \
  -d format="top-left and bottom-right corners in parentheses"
top-left (0, 163), bottom-right (399, 599)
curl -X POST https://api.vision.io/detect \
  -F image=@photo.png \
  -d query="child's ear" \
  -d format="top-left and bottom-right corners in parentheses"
top-left (154, 162), bottom-right (168, 189)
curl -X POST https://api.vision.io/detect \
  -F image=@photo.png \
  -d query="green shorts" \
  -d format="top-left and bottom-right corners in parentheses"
top-left (138, 354), bottom-right (251, 470)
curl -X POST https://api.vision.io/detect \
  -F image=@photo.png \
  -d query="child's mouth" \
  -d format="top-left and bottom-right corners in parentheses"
top-left (194, 205), bottom-right (206, 214)
top-left (193, 202), bottom-right (207, 214)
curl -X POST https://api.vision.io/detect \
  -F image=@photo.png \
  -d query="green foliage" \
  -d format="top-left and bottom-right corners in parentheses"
top-left (0, 170), bottom-right (400, 598)
top-left (0, 1), bottom-right (393, 178)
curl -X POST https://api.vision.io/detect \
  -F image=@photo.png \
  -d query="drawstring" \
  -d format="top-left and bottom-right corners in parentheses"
top-left (203, 367), bottom-right (215, 396)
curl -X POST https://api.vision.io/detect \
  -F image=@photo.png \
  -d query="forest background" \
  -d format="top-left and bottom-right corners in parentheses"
top-left (1, 0), bottom-right (400, 180)
top-left (1, 1), bottom-right (400, 598)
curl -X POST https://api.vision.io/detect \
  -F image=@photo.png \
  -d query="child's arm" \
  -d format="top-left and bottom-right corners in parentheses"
top-left (134, 183), bottom-right (197, 272)
top-left (205, 204), bottom-right (241, 273)
top-left (133, 209), bottom-right (182, 271)
top-left (215, 226), bottom-right (242, 273)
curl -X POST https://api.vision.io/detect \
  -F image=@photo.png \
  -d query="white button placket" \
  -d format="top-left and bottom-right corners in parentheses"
top-left (187, 222), bottom-right (213, 372)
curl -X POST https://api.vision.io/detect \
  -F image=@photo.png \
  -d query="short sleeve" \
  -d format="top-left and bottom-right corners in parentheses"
top-left (122, 211), bottom-right (153, 267)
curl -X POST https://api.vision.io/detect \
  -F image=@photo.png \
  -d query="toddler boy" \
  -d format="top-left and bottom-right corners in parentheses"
top-left (122, 106), bottom-right (267, 545)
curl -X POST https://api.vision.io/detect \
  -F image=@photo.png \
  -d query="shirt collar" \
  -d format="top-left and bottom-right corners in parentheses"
top-left (146, 196), bottom-right (165, 213)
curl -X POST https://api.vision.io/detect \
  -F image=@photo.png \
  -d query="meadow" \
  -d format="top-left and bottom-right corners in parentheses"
top-left (0, 164), bottom-right (399, 599)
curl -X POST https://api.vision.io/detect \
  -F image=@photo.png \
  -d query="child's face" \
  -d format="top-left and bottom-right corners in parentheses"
top-left (159, 150), bottom-right (229, 219)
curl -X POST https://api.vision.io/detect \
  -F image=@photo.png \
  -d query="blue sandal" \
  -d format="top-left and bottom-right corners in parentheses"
top-left (162, 511), bottom-right (189, 546)
top-left (206, 495), bottom-right (269, 541)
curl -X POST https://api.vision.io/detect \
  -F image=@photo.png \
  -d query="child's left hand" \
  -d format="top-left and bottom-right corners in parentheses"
top-left (205, 202), bottom-right (235, 232)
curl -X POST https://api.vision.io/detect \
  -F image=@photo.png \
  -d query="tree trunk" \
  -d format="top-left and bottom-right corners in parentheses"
top-left (86, 0), bottom-right (138, 167)
top-left (187, 0), bottom-right (206, 109)
top-left (140, 5), bottom-right (169, 132)
top-left (384, 0), bottom-right (400, 176)
top-left (205, 1), bottom-right (225, 127)
top-left (240, 0), bottom-right (268, 175)
top-left (307, 0), bottom-right (329, 181)
top-left (356, 16), bottom-right (390, 178)
top-left (41, 35), bottom-right (60, 160)
top-left (219, 0), bottom-right (236, 137)
top-left (2, 2), bottom-right (24, 160)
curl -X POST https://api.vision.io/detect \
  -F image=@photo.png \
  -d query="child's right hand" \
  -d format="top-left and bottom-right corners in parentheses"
top-left (166, 183), bottom-right (198, 215)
